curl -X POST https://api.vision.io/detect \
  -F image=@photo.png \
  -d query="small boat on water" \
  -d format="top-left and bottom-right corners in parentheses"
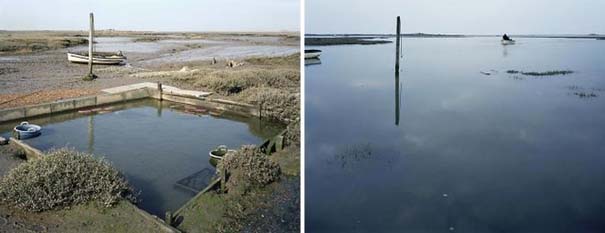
top-left (501, 39), bottom-right (516, 45)
top-left (13, 122), bottom-right (41, 139)
top-left (305, 49), bottom-right (322, 59)
top-left (67, 51), bottom-right (126, 65)
top-left (209, 145), bottom-right (236, 160)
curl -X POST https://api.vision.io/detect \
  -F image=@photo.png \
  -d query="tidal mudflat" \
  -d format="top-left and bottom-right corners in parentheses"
top-left (306, 37), bottom-right (605, 232)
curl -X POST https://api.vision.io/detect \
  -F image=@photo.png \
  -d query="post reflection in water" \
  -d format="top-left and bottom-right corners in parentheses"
top-left (87, 115), bottom-right (94, 154)
top-left (395, 61), bottom-right (401, 126)
top-left (394, 17), bottom-right (402, 126)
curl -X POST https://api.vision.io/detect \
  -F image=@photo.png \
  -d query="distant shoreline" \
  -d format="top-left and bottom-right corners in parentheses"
top-left (306, 33), bottom-right (605, 40)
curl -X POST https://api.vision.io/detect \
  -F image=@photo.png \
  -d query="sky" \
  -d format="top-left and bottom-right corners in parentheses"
top-left (0, 0), bottom-right (299, 32)
top-left (306, 0), bottom-right (605, 35)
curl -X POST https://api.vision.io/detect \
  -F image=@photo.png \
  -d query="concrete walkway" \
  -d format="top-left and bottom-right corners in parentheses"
top-left (102, 82), bottom-right (212, 98)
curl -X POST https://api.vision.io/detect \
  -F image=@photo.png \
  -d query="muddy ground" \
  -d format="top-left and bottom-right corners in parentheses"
top-left (0, 31), bottom-right (299, 109)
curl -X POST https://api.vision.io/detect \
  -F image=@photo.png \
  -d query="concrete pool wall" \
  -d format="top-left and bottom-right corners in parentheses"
top-left (0, 82), bottom-right (262, 123)
top-left (0, 83), bottom-right (289, 230)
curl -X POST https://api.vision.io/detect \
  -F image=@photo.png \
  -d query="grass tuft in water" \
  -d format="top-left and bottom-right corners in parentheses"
top-left (507, 70), bottom-right (574, 76)
top-left (574, 92), bottom-right (598, 98)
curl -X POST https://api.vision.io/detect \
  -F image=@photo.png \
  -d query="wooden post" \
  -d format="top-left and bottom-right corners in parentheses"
top-left (84, 12), bottom-right (97, 80)
top-left (395, 16), bottom-right (401, 72)
top-left (88, 13), bottom-right (94, 75)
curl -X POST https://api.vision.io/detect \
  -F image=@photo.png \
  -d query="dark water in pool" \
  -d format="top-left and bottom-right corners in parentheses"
top-left (0, 99), bottom-right (282, 217)
top-left (306, 38), bottom-right (605, 233)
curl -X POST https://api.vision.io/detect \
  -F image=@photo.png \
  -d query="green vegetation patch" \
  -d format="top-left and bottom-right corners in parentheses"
top-left (0, 148), bottom-right (136, 212)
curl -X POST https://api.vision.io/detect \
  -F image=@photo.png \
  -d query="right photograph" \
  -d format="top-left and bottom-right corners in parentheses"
top-left (305, 0), bottom-right (605, 232)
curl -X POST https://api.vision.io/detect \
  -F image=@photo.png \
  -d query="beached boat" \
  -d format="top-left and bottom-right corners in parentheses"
top-left (305, 49), bottom-right (322, 59)
top-left (501, 39), bottom-right (515, 45)
top-left (209, 145), bottom-right (236, 160)
top-left (67, 51), bottom-right (126, 65)
top-left (13, 122), bottom-right (41, 139)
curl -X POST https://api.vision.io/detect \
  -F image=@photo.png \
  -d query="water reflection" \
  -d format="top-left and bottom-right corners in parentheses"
top-left (305, 58), bottom-right (322, 66)
top-left (395, 32), bottom-right (403, 126)
top-left (87, 115), bottom-right (94, 154)
top-left (306, 37), bottom-right (605, 232)
top-left (502, 45), bottom-right (508, 57)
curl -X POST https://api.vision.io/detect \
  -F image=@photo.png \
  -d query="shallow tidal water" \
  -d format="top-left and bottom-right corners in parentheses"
top-left (306, 37), bottom-right (605, 232)
top-left (0, 99), bottom-right (282, 217)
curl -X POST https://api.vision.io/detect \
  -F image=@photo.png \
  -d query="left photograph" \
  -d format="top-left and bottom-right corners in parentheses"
top-left (0, 1), bottom-right (300, 232)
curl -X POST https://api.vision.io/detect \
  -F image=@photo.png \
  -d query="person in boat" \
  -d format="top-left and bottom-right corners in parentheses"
top-left (502, 34), bottom-right (512, 41)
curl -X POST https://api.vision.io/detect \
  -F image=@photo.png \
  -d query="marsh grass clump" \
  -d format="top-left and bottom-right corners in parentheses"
top-left (521, 70), bottom-right (574, 76)
top-left (0, 37), bottom-right (87, 53)
top-left (506, 70), bottom-right (520, 74)
top-left (506, 70), bottom-right (574, 76)
top-left (574, 92), bottom-right (598, 98)
top-left (218, 145), bottom-right (280, 195)
top-left (0, 148), bottom-right (136, 212)
top-left (193, 68), bottom-right (299, 95)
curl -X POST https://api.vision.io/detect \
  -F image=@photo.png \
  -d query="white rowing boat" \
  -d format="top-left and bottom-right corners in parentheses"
top-left (501, 39), bottom-right (515, 45)
top-left (67, 51), bottom-right (126, 65)
top-left (305, 49), bottom-right (322, 59)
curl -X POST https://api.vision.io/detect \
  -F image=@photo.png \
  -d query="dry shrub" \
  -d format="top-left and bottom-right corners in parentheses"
top-left (218, 145), bottom-right (280, 194)
top-left (0, 148), bottom-right (136, 212)
top-left (237, 87), bottom-right (300, 122)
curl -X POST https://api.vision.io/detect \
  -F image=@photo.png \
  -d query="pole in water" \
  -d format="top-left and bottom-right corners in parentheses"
top-left (84, 12), bottom-right (97, 80)
top-left (395, 16), bottom-right (401, 72)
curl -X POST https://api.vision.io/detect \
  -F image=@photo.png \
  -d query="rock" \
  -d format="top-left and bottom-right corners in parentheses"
top-left (0, 136), bottom-right (8, 145)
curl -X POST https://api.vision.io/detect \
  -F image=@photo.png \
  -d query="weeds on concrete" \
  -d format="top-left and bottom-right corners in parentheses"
top-left (283, 120), bottom-right (300, 147)
top-left (236, 87), bottom-right (300, 122)
top-left (0, 148), bottom-right (136, 212)
top-left (218, 145), bottom-right (280, 195)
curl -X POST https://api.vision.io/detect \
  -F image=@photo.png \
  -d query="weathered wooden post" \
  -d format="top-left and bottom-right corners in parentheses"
top-left (83, 12), bottom-right (97, 81)
top-left (395, 16), bottom-right (401, 72)
top-left (395, 16), bottom-right (401, 126)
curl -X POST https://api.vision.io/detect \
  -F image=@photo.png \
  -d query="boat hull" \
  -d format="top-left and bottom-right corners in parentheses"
top-left (305, 49), bottom-right (322, 59)
top-left (67, 52), bottom-right (126, 65)
top-left (13, 122), bottom-right (41, 139)
top-left (501, 39), bottom-right (515, 45)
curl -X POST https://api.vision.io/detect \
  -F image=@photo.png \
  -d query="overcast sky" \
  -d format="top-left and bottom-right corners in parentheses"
top-left (0, 0), bottom-right (299, 31)
top-left (306, 0), bottom-right (605, 35)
